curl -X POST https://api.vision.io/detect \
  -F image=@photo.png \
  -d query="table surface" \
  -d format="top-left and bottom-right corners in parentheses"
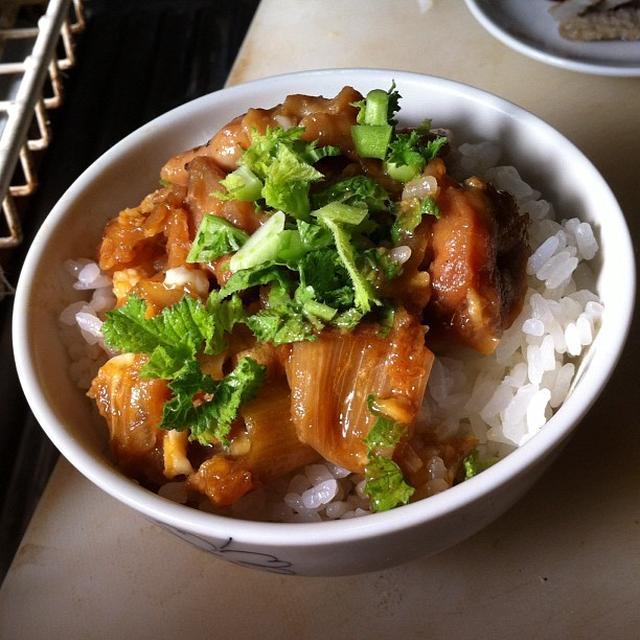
top-left (2, 1), bottom-right (639, 638)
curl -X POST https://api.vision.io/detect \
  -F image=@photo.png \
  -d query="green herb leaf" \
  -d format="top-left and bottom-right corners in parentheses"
top-left (362, 393), bottom-right (414, 512)
top-left (298, 249), bottom-right (354, 309)
top-left (332, 307), bottom-right (364, 331)
top-left (462, 450), bottom-right (496, 480)
top-left (187, 215), bottom-right (250, 264)
top-left (237, 127), bottom-right (335, 218)
top-left (161, 357), bottom-right (266, 446)
top-left (206, 291), bottom-right (246, 353)
top-left (391, 196), bottom-right (441, 244)
top-left (296, 220), bottom-right (334, 250)
top-left (102, 295), bottom-right (216, 379)
top-left (322, 219), bottom-right (380, 313)
top-left (245, 282), bottom-right (319, 344)
top-left (363, 394), bottom-right (407, 452)
top-left (364, 456), bottom-right (414, 512)
top-left (219, 262), bottom-right (293, 298)
top-left (261, 144), bottom-right (323, 218)
top-left (361, 248), bottom-right (403, 288)
top-left (311, 202), bottom-right (368, 226)
top-left (215, 165), bottom-right (263, 202)
top-left (312, 175), bottom-right (390, 211)
top-left (424, 135), bottom-right (448, 162)
top-left (385, 131), bottom-right (426, 183)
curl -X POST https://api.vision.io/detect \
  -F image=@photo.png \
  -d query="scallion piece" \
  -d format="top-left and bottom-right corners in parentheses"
top-left (385, 161), bottom-right (420, 183)
top-left (351, 124), bottom-right (393, 160)
top-left (351, 88), bottom-right (394, 159)
top-left (229, 211), bottom-right (285, 272)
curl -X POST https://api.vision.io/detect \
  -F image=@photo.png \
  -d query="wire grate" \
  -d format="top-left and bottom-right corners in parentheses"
top-left (0, 0), bottom-right (84, 252)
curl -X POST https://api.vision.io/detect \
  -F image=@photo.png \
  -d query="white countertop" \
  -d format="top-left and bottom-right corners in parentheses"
top-left (2, 1), bottom-right (639, 638)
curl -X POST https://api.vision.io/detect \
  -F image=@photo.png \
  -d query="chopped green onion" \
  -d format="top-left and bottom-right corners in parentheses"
top-left (385, 161), bottom-right (421, 183)
top-left (351, 124), bottom-right (393, 160)
top-left (361, 89), bottom-right (390, 126)
top-left (229, 211), bottom-right (285, 272)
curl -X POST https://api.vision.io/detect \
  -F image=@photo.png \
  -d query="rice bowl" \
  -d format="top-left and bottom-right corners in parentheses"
top-left (13, 69), bottom-right (634, 576)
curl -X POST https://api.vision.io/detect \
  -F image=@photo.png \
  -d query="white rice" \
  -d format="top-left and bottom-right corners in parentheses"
top-left (59, 258), bottom-right (115, 388)
top-left (59, 141), bottom-right (603, 521)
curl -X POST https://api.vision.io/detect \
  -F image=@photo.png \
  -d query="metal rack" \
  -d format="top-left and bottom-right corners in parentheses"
top-left (0, 0), bottom-right (84, 255)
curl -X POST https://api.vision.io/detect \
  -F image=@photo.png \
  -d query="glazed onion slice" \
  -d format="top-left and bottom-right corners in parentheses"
top-left (88, 353), bottom-right (169, 485)
top-left (285, 309), bottom-right (434, 473)
top-left (187, 381), bottom-right (319, 507)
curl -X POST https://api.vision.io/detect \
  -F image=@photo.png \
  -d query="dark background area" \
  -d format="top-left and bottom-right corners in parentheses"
top-left (0, 0), bottom-right (259, 583)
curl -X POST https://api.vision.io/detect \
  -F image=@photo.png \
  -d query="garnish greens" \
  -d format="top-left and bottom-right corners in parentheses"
top-left (162, 357), bottom-right (266, 446)
top-left (462, 450), bottom-right (496, 480)
top-left (102, 294), bottom-right (264, 445)
top-left (363, 395), bottom-right (415, 512)
top-left (391, 195), bottom-right (441, 244)
top-left (216, 126), bottom-right (340, 219)
top-left (187, 215), bottom-right (249, 263)
top-left (106, 84), bottom-right (447, 466)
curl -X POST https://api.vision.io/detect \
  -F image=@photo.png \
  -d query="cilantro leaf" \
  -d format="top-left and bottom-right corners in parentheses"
top-left (242, 127), bottom-right (305, 177)
top-left (296, 220), bottom-right (333, 250)
top-left (299, 141), bottom-right (341, 164)
top-left (424, 135), bottom-right (448, 162)
top-left (385, 128), bottom-right (448, 183)
top-left (312, 176), bottom-right (390, 211)
top-left (187, 215), bottom-right (249, 264)
top-left (387, 131), bottom-right (421, 165)
top-left (161, 357), bottom-right (266, 446)
top-left (386, 81), bottom-right (401, 125)
top-left (237, 127), bottom-right (335, 218)
top-left (364, 456), bottom-right (414, 512)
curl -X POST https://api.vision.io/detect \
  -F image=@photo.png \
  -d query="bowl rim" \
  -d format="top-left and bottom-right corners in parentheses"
top-left (12, 68), bottom-right (636, 549)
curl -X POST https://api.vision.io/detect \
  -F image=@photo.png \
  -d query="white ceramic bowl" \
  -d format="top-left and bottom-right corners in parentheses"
top-left (13, 69), bottom-right (635, 576)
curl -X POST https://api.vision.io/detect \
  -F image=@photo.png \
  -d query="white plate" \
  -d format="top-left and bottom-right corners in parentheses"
top-left (465, 0), bottom-right (640, 76)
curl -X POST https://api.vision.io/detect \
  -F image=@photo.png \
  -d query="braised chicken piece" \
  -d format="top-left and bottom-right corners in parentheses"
top-left (185, 156), bottom-right (262, 234)
top-left (98, 187), bottom-right (189, 274)
top-left (285, 309), bottom-right (434, 473)
top-left (88, 354), bottom-right (169, 484)
top-left (159, 86), bottom-right (363, 186)
top-left (424, 175), bottom-right (529, 354)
